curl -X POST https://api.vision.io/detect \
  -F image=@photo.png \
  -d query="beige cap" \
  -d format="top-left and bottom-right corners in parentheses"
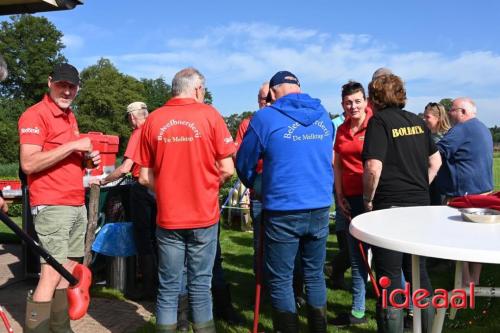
top-left (127, 101), bottom-right (147, 113)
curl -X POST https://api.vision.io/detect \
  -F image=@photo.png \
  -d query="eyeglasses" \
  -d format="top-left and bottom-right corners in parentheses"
top-left (449, 107), bottom-right (465, 113)
top-left (426, 102), bottom-right (439, 108)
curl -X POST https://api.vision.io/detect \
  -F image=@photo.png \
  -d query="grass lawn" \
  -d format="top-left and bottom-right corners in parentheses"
top-left (128, 226), bottom-right (500, 333)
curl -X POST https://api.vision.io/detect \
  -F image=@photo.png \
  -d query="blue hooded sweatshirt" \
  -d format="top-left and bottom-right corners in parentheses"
top-left (236, 93), bottom-right (333, 211)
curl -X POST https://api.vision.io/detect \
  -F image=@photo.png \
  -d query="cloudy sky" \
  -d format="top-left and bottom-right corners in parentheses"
top-left (39, 0), bottom-right (500, 126)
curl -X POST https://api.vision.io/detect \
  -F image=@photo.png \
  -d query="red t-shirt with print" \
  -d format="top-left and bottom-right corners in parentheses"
top-left (137, 98), bottom-right (236, 229)
top-left (18, 94), bottom-right (85, 206)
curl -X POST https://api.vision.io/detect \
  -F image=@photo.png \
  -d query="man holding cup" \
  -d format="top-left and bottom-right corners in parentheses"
top-left (18, 63), bottom-right (100, 333)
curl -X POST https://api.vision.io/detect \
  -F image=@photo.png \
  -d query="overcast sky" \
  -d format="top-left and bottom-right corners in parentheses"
top-left (39, 0), bottom-right (500, 126)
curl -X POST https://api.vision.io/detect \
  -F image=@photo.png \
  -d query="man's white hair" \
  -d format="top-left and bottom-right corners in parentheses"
top-left (172, 67), bottom-right (205, 97)
top-left (456, 97), bottom-right (477, 116)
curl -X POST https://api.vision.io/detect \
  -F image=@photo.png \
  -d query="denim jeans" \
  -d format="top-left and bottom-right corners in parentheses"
top-left (264, 207), bottom-right (330, 313)
top-left (345, 196), bottom-right (369, 312)
top-left (156, 223), bottom-right (218, 325)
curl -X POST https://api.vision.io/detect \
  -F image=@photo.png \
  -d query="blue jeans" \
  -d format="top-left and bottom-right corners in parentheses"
top-left (264, 207), bottom-right (330, 313)
top-left (346, 196), bottom-right (369, 313)
top-left (156, 223), bottom-right (218, 325)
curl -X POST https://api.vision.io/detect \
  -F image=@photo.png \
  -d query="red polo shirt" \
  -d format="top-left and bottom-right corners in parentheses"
top-left (124, 126), bottom-right (143, 179)
top-left (18, 94), bottom-right (85, 206)
top-left (235, 116), bottom-right (263, 173)
top-left (137, 98), bottom-right (236, 229)
top-left (334, 109), bottom-right (372, 197)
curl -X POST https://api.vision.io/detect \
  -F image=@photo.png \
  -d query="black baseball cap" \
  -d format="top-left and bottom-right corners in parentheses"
top-left (50, 63), bottom-right (80, 86)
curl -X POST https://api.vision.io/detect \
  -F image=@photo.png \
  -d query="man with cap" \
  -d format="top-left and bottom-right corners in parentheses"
top-left (237, 71), bottom-right (333, 333)
top-left (18, 63), bottom-right (101, 332)
top-left (99, 101), bottom-right (158, 301)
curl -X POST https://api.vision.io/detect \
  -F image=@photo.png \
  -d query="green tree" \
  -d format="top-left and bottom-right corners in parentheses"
top-left (74, 58), bottom-right (145, 154)
top-left (439, 98), bottom-right (453, 112)
top-left (141, 77), bottom-right (171, 111)
top-left (0, 15), bottom-right (66, 105)
top-left (223, 111), bottom-right (254, 138)
top-left (0, 98), bottom-right (27, 163)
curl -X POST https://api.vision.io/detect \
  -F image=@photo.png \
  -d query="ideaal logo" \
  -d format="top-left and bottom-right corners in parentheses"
top-left (379, 276), bottom-right (475, 309)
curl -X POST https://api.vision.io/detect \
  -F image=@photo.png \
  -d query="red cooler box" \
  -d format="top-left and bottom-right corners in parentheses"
top-left (80, 132), bottom-right (120, 176)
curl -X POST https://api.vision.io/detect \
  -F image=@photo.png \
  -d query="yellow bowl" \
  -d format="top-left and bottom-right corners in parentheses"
top-left (459, 208), bottom-right (500, 224)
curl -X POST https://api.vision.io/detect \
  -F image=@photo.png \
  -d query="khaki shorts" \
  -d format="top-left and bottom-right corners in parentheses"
top-left (33, 205), bottom-right (88, 263)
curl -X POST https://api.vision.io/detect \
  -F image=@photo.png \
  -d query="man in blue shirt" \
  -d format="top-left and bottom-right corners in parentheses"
top-left (436, 96), bottom-right (493, 287)
top-left (237, 71), bottom-right (333, 333)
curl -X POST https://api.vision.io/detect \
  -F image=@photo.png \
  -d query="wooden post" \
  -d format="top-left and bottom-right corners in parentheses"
top-left (83, 184), bottom-right (100, 266)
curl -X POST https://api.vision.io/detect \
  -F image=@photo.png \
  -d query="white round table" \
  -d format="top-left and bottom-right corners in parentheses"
top-left (350, 205), bottom-right (500, 333)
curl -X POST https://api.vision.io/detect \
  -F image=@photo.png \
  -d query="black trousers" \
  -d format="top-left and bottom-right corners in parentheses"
top-left (129, 181), bottom-right (157, 255)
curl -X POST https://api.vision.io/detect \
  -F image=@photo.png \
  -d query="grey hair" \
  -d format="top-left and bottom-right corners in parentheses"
top-left (372, 67), bottom-right (393, 81)
top-left (0, 55), bottom-right (8, 81)
top-left (172, 67), bottom-right (205, 97)
top-left (455, 97), bottom-right (477, 115)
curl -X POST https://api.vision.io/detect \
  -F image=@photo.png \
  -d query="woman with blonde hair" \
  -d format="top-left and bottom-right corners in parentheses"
top-left (423, 102), bottom-right (450, 205)
top-left (423, 102), bottom-right (451, 143)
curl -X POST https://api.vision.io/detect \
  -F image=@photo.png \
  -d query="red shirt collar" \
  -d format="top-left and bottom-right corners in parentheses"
top-left (344, 107), bottom-right (373, 133)
top-left (43, 94), bottom-right (73, 117)
top-left (165, 98), bottom-right (199, 106)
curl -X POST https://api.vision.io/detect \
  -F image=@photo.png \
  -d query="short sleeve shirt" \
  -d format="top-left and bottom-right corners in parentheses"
top-left (362, 108), bottom-right (437, 207)
top-left (137, 98), bottom-right (236, 229)
top-left (18, 94), bottom-right (85, 206)
top-left (334, 110), bottom-right (372, 197)
top-left (124, 126), bottom-right (143, 179)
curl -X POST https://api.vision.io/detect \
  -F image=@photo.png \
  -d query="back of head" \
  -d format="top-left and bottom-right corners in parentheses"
top-left (368, 74), bottom-right (406, 111)
top-left (172, 67), bottom-right (205, 97)
top-left (267, 70), bottom-right (301, 102)
top-left (0, 55), bottom-right (7, 81)
top-left (372, 67), bottom-right (393, 81)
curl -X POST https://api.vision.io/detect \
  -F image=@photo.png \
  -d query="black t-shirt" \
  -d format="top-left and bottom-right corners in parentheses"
top-left (362, 107), bottom-right (437, 208)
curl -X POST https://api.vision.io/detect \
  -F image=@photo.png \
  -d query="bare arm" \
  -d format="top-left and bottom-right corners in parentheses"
top-left (362, 159), bottom-right (383, 211)
top-left (0, 197), bottom-right (8, 213)
top-left (217, 156), bottom-right (235, 185)
top-left (428, 151), bottom-right (442, 184)
top-left (101, 158), bottom-right (134, 185)
top-left (138, 167), bottom-right (155, 191)
top-left (20, 137), bottom-right (93, 175)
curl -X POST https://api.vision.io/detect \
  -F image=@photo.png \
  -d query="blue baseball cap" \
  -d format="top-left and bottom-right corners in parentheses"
top-left (269, 70), bottom-right (300, 88)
